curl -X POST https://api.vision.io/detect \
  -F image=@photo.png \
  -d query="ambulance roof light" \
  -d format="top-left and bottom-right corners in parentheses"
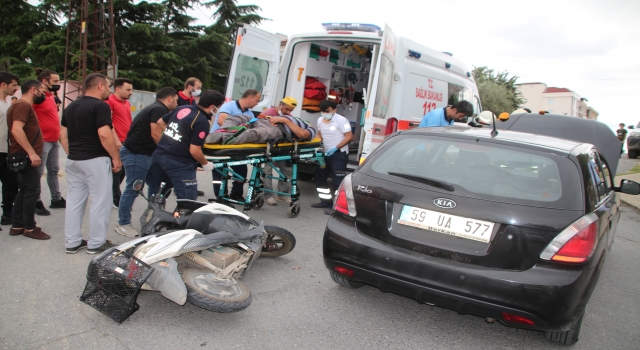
top-left (322, 23), bottom-right (381, 33)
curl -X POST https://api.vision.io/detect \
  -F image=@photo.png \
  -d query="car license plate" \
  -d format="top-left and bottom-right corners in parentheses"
top-left (398, 205), bottom-right (494, 243)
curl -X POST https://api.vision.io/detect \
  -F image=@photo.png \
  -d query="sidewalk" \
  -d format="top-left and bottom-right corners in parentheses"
top-left (615, 173), bottom-right (640, 210)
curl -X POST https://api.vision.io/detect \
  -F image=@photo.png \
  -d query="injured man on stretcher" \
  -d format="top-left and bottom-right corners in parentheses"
top-left (205, 97), bottom-right (317, 145)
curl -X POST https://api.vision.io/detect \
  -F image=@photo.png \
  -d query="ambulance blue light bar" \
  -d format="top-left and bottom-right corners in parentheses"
top-left (322, 23), bottom-right (381, 33)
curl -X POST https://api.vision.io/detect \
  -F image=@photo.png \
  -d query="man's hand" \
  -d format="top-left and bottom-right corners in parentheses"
top-left (29, 153), bottom-right (42, 167)
top-left (115, 139), bottom-right (122, 151)
top-left (325, 147), bottom-right (338, 157)
top-left (201, 162), bottom-right (215, 171)
top-left (112, 158), bottom-right (122, 173)
top-left (269, 116), bottom-right (287, 125)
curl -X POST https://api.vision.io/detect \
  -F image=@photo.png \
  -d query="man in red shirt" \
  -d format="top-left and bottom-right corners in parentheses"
top-left (177, 77), bottom-right (201, 106)
top-left (106, 78), bottom-right (133, 208)
top-left (33, 68), bottom-right (65, 215)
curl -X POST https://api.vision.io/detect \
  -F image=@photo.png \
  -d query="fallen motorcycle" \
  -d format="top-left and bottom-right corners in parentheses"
top-left (139, 180), bottom-right (295, 258)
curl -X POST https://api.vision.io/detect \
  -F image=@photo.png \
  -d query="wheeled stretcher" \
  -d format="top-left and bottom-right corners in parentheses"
top-left (203, 138), bottom-right (325, 217)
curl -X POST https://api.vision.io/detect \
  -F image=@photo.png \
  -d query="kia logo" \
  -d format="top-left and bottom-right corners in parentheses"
top-left (433, 198), bottom-right (456, 209)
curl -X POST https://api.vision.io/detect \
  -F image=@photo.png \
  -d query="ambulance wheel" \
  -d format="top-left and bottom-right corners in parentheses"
top-left (288, 203), bottom-right (300, 218)
top-left (254, 194), bottom-right (264, 209)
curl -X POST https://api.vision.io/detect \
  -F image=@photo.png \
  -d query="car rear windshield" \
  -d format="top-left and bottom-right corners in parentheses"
top-left (362, 135), bottom-right (582, 209)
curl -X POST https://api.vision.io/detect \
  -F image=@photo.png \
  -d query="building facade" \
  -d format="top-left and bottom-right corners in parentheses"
top-left (516, 82), bottom-right (598, 120)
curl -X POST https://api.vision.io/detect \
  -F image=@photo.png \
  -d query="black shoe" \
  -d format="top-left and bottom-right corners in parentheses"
top-left (35, 201), bottom-right (51, 216)
top-left (50, 198), bottom-right (66, 209)
top-left (66, 240), bottom-right (87, 254)
top-left (197, 190), bottom-right (205, 197)
top-left (229, 193), bottom-right (246, 203)
top-left (1, 216), bottom-right (11, 225)
top-left (86, 240), bottom-right (115, 254)
top-left (311, 201), bottom-right (332, 209)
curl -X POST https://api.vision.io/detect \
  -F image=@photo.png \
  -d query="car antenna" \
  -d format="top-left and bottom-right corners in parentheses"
top-left (492, 112), bottom-right (510, 137)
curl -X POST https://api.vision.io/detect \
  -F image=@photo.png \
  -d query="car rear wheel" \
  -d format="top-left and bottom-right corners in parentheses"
top-left (544, 310), bottom-right (585, 345)
top-left (329, 271), bottom-right (364, 289)
top-left (628, 149), bottom-right (639, 159)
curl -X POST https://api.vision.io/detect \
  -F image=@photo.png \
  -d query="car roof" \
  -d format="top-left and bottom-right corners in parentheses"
top-left (400, 125), bottom-right (583, 154)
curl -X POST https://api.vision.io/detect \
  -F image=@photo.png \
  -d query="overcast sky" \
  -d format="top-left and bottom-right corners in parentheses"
top-left (189, 0), bottom-right (640, 132)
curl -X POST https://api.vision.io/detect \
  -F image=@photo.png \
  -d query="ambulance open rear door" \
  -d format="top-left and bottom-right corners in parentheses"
top-left (360, 24), bottom-right (397, 164)
top-left (225, 25), bottom-right (281, 113)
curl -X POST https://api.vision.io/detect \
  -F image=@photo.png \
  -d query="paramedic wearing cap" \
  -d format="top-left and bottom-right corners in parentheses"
top-left (312, 100), bottom-right (352, 213)
top-left (418, 100), bottom-right (474, 127)
top-left (260, 97), bottom-right (316, 206)
top-left (149, 90), bottom-right (224, 199)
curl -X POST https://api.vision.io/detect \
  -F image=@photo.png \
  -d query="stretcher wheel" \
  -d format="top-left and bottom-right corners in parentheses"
top-left (254, 193), bottom-right (264, 209)
top-left (288, 203), bottom-right (300, 218)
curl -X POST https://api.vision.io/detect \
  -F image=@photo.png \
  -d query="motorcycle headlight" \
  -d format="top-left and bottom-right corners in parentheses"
top-left (134, 242), bottom-right (158, 260)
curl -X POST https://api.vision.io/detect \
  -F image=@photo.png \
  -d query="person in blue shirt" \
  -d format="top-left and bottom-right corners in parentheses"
top-left (210, 89), bottom-right (261, 202)
top-left (418, 100), bottom-right (474, 127)
top-left (150, 90), bottom-right (224, 200)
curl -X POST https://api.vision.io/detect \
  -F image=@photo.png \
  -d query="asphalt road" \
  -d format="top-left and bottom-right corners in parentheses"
top-left (0, 151), bottom-right (639, 349)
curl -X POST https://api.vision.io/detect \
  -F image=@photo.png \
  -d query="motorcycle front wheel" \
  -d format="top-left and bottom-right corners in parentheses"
top-left (261, 226), bottom-right (296, 258)
top-left (182, 269), bottom-right (252, 313)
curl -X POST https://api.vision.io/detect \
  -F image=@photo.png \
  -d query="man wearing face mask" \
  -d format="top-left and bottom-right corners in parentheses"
top-left (149, 90), bottom-right (224, 200)
top-left (32, 68), bottom-right (65, 215)
top-left (177, 77), bottom-right (202, 106)
top-left (312, 100), bottom-right (353, 214)
top-left (7, 80), bottom-right (49, 239)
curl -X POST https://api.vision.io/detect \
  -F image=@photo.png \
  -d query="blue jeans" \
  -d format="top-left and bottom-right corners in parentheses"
top-left (150, 155), bottom-right (198, 200)
top-left (117, 147), bottom-right (156, 225)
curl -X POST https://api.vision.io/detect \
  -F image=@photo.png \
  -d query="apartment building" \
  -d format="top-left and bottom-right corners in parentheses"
top-left (516, 82), bottom-right (598, 120)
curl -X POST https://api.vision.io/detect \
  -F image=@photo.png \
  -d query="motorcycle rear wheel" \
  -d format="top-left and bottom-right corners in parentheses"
top-left (182, 269), bottom-right (252, 313)
top-left (261, 226), bottom-right (296, 258)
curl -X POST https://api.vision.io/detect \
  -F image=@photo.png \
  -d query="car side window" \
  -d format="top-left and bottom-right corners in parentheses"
top-left (588, 151), bottom-right (607, 201)
top-left (595, 153), bottom-right (612, 193)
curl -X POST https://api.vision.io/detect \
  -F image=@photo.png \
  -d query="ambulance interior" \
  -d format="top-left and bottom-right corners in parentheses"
top-left (282, 40), bottom-right (377, 163)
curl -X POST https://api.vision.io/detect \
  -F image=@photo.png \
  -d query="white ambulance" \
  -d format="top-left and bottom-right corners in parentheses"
top-left (224, 23), bottom-right (481, 171)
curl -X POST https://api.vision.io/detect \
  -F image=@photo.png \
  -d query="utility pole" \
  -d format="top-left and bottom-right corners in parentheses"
top-left (62, 0), bottom-right (117, 109)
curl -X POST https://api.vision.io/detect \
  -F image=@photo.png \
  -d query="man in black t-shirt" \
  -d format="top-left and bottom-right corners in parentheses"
top-left (150, 90), bottom-right (224, 200)
top-left (617, 123), bottom-right (628, 156)
top-left (60, 73), bottom-right (122, 254)
top-left (115, 87), bottom-right (178, 238)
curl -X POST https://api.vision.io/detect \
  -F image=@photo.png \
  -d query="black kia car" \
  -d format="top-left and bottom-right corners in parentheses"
top-left (322, 121), bottom-right (640, 345)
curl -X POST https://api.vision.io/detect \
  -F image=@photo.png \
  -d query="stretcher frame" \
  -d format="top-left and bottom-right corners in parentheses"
top-left (204, 139), bottom-right (325, 217)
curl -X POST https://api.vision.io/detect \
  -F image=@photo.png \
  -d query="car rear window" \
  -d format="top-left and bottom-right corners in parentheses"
top-left (362, 135), bottom-right (582, 209)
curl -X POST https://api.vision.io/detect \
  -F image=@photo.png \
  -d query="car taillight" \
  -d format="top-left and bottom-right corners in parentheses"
top-left (385, 118), bottom-right (398, 136)
top-left (540, 213), bottom-right (598, 264)
top-left (333, 174), bottom-right (357, 217)
top-left (502, 312), bottom-right (535, 326)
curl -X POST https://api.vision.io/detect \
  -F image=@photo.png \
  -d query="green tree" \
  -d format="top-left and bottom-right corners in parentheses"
top-left (204, 0), bottom-right (268, 35)
top-left (472, 66), bottom-right (525, 114)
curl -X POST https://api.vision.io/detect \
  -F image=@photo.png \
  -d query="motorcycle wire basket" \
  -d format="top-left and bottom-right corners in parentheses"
top-left (80, 247), bottom-right (154, 323)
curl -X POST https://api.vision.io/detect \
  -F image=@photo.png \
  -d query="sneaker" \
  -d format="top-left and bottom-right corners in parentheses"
top-left (311, 201), bottom-right (332, 209)
top-left (276, 196), bottom-right (291, 203)
top-left (197, 190), bottom-right (205, 197)
top-left (9, 227), bottom-right (23, 236)
top-left (265, 197), bottom-right (277, 206)
top-left (66, 239), bottom-right (88, 254)
top-left (86, 240), bottom-right (115, 254)
top-left (1, 216), bottom-right (12, 225)
top-left (23, 227), bottom-right (51, 240)
top-left (116, 224), bottom-right (139, 237)
top-left (50, 198), bottom-right (66, 208)
top-left (35, 201), bottom-right (51, 216)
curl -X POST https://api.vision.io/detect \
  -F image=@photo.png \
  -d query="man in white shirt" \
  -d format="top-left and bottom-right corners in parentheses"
top-left (312, 100), bottom-right (353, 214)
top-left (0, 72), bottom-right (20, 226)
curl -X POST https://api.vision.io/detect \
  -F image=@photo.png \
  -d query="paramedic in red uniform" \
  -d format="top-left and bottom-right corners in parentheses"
top-left (106, 78), bottom-right (133, 208)
top-left (32, 68), bottom-right (65, 215)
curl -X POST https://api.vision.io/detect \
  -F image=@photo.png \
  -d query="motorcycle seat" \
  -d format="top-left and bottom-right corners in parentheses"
top-left (185, 211), bottom-right (261, 241)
